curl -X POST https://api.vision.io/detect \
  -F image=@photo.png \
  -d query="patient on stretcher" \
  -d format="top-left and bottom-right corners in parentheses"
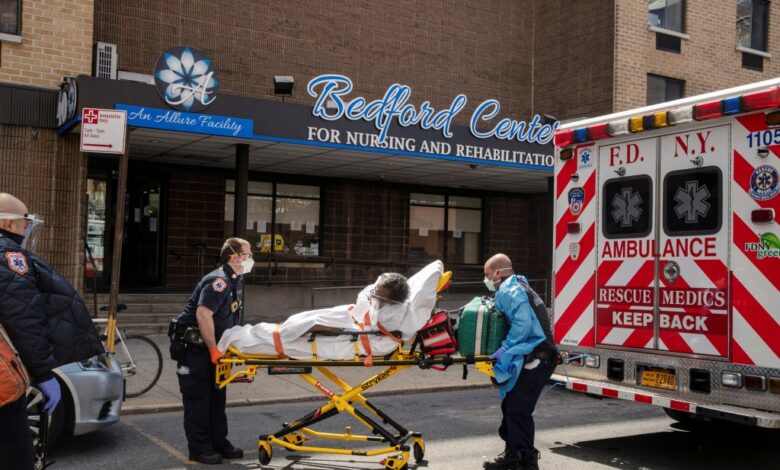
top-left (217, 261), bottom-right (443, 360)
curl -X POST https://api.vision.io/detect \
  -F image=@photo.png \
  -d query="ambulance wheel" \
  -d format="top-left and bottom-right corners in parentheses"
top-left (413, 440), bottom-right (425, 462)
top-left (258, 442), bottom-right (272, 465)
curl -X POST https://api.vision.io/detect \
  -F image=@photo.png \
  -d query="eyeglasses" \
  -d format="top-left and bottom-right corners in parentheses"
top-left (369, 288), bottom-right (401, 305)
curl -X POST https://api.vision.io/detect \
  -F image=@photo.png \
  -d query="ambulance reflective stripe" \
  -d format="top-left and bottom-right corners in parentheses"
top-left (596, 259), bottom-right (655, 348)
top-left (657, 258), bottom-right (728, 356)
top-left (567, 381), bottom-right (694, 413)
top-left (731, 113), bottom-right (780, 369)
top-left (555, 172), bottom-right (595, 247)
top-left (553, 146), bottom-right (598, 347)
top-left (732, 276), bottom-right (780, 366)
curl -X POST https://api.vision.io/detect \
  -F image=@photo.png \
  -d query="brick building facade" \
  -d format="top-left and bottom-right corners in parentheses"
top-left (2, 1), bottom-right (780, 315)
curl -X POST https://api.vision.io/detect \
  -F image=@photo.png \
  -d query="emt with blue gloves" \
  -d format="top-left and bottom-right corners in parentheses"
top-left (0, 193), bottom-right (104, 470)
top-left (482, 253), bottom-right (558, 470)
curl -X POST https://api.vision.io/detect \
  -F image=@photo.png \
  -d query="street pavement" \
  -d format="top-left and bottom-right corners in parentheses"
top-left (51, 386), bottom-right (779, 469)
top-left (122, 334), bottom-right (493, 415)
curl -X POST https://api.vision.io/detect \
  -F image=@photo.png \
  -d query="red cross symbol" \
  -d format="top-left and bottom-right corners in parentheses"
top-left (83, 108), bottom-right (99, 125)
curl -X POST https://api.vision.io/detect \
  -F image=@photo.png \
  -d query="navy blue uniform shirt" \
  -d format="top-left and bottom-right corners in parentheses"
top-left (177, 263), bottom-right (244, 342)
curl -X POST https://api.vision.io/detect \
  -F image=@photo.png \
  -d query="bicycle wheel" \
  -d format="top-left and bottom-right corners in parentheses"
top-left (114, 334), bottom-right (163, 398)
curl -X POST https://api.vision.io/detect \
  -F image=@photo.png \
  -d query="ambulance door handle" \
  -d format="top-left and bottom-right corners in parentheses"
top-left (663, 260), bottom-right (680, 284)
top-left (614, 166), bottom-right (626, 176)
top-left (690, 156), bottom-right (703, 167)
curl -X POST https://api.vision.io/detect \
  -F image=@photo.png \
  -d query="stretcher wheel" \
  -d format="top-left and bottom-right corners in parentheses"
top-left (258, 442), bottom-right (272, 465)
top-left (413, 438), bottom-right (425, 462)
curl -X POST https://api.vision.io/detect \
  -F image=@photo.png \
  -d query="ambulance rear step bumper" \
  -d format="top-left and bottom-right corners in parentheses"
top-left (551, 374), bottom-right (780, 429)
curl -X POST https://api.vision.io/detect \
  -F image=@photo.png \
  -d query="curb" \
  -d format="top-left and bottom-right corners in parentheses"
top-left (121, 382), bottom-right (493, 415)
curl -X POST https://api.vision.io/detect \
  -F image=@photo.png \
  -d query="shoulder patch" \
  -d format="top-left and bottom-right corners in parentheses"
top-left (5, 252), bottom-right (29, 275)
top-left (211, 277), bottom-right (228, 293)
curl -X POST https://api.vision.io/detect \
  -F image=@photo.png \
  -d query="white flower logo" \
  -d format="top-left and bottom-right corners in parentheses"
top-left (154, 47), bottom-right (219, 112)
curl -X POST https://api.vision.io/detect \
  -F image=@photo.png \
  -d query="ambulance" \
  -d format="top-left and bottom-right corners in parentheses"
top-left (551, 78), bottom-right (780, 428)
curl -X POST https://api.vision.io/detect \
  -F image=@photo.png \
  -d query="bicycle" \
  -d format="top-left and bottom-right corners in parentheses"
top-left (94, 305), bottom-right (163, 398)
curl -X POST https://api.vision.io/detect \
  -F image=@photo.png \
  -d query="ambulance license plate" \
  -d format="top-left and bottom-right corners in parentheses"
top-left (640, 369), bottom-right (676, 390)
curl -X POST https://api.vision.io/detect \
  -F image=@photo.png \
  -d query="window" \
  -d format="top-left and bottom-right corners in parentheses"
top-left (602, 176), bottom-right (653, 239)
top-left (0, 0), bottom-right (21, 41)
top-left (409, 193), bottom-right (482, 264)
top-left (225, 181), bottom-right (320, 256)
top-left (663, 168), bottom-right (722, 236)
top-left (737, 0), bottom-right (769, 52)
top-left (648, 0), bottom-right (685, 33)
top-left (647, 74), bottom-right (684, 105)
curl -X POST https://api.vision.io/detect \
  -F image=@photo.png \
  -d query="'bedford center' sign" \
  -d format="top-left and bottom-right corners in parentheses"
top-left (307, 74), bottom-right (558, 145)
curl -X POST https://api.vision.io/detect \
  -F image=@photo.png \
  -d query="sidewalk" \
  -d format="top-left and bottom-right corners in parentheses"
top-left (122, 335), bottom-right (494, 415)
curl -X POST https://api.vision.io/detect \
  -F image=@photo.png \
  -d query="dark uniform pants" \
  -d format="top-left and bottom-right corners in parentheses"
top-left (499, 357), bottom-right (556, 455)
top-left (177, 346), bottom-right (230, 456)
top-left (0, 395), bottom-right (34, 470)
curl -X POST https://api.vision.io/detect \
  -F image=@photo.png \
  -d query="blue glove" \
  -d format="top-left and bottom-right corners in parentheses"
top-left (38, 377), bottom-right (61, 414)
top-left (489, 346), bottom-right (506, 361)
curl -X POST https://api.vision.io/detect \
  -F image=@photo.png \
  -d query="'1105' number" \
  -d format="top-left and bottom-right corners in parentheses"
top-left (746, 129), bottom-right (780, 147)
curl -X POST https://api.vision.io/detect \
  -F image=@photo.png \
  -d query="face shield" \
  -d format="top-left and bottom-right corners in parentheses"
top-left (0, 212), bottom-right (45, 251)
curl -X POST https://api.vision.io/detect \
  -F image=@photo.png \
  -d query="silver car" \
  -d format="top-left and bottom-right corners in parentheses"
top-left (27, 352), bottom-right (124, 458)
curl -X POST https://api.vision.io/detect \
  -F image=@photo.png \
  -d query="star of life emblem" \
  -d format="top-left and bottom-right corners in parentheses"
top-left (578, 147), bottom-right (592, 168)
top-left (211, 277), bottom-right (227, 292)
top-left (611, 187), bottom-right (643, 227)
top-left (749, 165), bottom-right (779, 201)
top-left (674, 180), bottom-right (711, 223)
top-left (5, 252), bottom-right (29, 275)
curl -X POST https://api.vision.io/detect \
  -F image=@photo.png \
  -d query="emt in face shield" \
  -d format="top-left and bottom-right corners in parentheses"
top-left (0, 193), bottom-right (104, 470)
top-left (482, 253), bottom-right (557, 470)
top-left (172, 237), bottom-right (251, 465)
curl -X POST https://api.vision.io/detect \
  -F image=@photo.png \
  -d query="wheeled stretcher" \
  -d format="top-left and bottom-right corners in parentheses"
top-left (216, 339), bottom-right (494, 470)
top-left (215, 268), bottom-right (496, 469)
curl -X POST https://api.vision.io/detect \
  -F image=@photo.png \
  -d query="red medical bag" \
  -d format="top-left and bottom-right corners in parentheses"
top-left (417, 312), bottom-right (457, 356)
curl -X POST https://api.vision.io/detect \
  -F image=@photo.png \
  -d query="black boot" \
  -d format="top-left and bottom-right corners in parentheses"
top-left (520, 449), bottom-right (540, 470)
top-left (483, 446), bottom-right (521, 470)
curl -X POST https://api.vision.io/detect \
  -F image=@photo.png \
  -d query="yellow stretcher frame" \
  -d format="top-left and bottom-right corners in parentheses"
top-left (216, 344), bottom-right (493, 470)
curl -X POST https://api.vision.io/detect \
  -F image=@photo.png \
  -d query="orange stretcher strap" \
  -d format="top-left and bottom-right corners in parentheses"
top-left (377, 322), bottom-right (404, 344)
top-left (272, 325), bottom-right (285, 358)
top-left (356, 312), bottom-right (373, 367)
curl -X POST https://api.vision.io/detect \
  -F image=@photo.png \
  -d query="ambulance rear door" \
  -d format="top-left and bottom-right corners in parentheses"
top-left (657, 125), bottom-right (730, 358)
top-left (596, 137), bottom-right (658, 349)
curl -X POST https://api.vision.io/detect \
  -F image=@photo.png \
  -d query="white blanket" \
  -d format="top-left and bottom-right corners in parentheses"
top-left (218, 261), bottom-right (443, 359)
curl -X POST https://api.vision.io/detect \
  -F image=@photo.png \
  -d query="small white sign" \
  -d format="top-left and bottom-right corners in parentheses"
top-left (305, 221), bottom-right (316, 234)
top-left (453, 229), bottom-right (462, 239)
top-left (291, 221), bottom-right (302, 231)
top-left (419, 227), bottom-right (429, 237)
top-left (80, 108), bottom-right (127, 154)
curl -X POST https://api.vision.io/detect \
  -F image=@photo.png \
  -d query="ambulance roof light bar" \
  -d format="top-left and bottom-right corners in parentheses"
top-left (557, 77), bottom-right (780, 131)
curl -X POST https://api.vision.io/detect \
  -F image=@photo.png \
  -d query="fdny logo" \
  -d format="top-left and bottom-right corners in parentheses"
top-left (5, 252), bottom-right (29, 275)
top-left (211, 277), bottom-right (227, 292)
top-left (750, 165), bottom-right (779, 201)
top-left (568, 188), bottom-right (585, 215)
top-left (569, 242), bottom-right (580, 261)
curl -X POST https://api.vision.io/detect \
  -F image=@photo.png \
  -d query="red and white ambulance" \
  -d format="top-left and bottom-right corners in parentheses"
top-left (552, 78), bottom-right (780, 428)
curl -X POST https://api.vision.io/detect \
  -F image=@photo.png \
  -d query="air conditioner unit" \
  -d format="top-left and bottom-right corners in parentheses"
top-left (93, 42), bottom-right (118, 79)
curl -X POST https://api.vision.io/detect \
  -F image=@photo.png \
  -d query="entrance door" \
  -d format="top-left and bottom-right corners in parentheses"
top-left (596, 137), bottom-right (658, 349)
top-left (657, 126), bottom-right (729, 357)
top-left (119, 174), bottom-right (165, 287)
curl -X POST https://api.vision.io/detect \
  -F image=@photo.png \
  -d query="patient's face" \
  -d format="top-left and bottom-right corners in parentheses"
top-left (371, 285), bottom-right (398, 309)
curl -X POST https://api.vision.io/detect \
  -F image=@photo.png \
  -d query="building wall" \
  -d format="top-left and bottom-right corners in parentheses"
top-left (532, 0), bottom-right (616, 120)
top-left (614, 0), bottom-right (780, 112)
top-left (0, 0), bottom-right (94, 88)
top-left (0, 126), bottom-right (87, 286)
top-left (164, 171), bottom-right (226, 288)
top-left (93, 0), bottom-right (535, 125)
